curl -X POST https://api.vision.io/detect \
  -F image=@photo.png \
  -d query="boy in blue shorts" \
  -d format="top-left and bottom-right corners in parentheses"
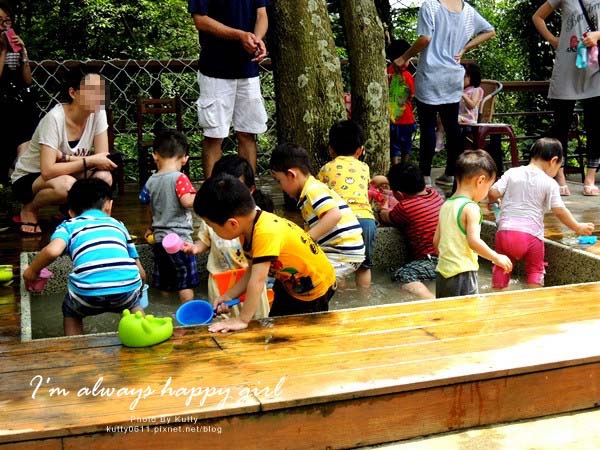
top-left (23, 178), bottom-right (146, 336)
top-left (140, 130), bottom-right (198, 303)
top-left (318, 120), bottom-right (375, 288)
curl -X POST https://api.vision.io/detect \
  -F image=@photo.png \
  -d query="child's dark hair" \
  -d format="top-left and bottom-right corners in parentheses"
top-left (68, 178), bottom-right (113, 215)
top-left (386, 39), bottom-right (410, 61)
top-left (387, 162), bottom-right (425, 195)
top-left (269, 143), bottom-right (312, 175)
top-left (455, 149), bottom-right (497, 181)
top-left (194, 174), bottom-right (256, 225)
top-left (153, 129), bottom-right (189, 158)
top-left (329, 120), bottom-right (364, 156)
top-left (463, 63), bottom-right (482, 88)
top-left (212, 155), bottom-right (274, 212)
top-left (529, 137), bottom-right (563, 163)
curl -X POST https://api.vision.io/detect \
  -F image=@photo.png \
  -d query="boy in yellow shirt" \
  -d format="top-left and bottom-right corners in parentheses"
top-left (434, 150), bottom-right (512, 298)
top-left (318, 120), bottom-right (375, 287)
top-left (270, 143), bottom-right (365, 283)
top-left (194, 174), bottom-right (336, 332)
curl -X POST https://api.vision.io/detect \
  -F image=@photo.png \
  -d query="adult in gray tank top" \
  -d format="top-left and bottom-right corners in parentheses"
top-left (534, 0), bottom-right (600, 196)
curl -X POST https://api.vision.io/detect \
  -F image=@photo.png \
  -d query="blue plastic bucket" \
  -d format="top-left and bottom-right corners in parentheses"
top-left (175, 299), bottom-right (240, 326)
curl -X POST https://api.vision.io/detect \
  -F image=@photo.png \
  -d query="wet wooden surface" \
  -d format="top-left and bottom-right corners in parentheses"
top-left (1, 282), bottom-right (600, 447)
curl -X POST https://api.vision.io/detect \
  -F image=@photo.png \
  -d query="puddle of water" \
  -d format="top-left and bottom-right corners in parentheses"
top-left (29, 262), bottom-right (526, 339)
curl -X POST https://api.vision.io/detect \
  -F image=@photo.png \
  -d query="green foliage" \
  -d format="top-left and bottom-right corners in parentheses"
top-left (11, 0), bottom-right (198, 60)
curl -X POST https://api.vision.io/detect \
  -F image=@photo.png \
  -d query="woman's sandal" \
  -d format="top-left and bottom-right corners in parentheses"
top-left (583, 185), bottom-right (600, 196)
top-left (559, 185), bottom-right (571, 196)
top-left (19, 222), bottom-right (42, 235)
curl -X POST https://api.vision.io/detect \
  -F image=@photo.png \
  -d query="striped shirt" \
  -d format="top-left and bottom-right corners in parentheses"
top-left (388, 187), bottom-right (444, 260)
top-left (298, 176), bottom-right (365, 263)
top-left (51, 209), bottom-right (142, 297)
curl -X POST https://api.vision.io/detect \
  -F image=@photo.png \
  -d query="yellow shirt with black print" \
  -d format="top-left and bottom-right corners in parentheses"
top-left (317, 156), bottom-right (374, 220)
top-left (243, 210), bottom-right (336, 301)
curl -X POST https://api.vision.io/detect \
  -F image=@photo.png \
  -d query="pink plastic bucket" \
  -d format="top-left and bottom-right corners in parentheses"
top-left (162, 233), bottom-right (184, 254)
top-left (26, 268), bottom-right (53, 293)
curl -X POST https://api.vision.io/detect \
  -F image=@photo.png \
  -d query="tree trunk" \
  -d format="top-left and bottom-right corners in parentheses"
top-left (339, 0), bottom-right (389, 176)
top-left (269, 0), bottom-right (346, 170)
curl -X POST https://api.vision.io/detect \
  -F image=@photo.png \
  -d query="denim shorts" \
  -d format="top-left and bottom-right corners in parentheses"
top-left (358, 218), bottom-right (377, 269)
top-left (62, 288), bottom-right (141, 319)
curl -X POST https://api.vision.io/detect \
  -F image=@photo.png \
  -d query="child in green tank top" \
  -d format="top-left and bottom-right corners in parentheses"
top-left (433, 150), bottom-right (512, 298)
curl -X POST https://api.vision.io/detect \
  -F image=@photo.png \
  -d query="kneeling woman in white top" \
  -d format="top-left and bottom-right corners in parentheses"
top-left (11, 69), bottom-right (116, 234)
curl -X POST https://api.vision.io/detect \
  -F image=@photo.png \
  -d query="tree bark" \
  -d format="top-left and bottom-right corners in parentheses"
top-left (269, 0), bottom-right (346, 170)
top-left (339, 0), bottom-right (389, 175)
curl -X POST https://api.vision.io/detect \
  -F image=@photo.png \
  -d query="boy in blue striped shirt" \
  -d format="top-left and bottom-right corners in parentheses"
top-left (23, 179), bottom-right (146, 336)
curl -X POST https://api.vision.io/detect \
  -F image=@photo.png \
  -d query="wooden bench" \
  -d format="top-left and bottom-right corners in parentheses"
top-left (2, 283), bottom-right (600, 449)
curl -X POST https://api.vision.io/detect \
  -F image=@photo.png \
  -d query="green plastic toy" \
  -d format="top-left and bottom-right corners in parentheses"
top-left (118, 309), bottom-right (173, 347)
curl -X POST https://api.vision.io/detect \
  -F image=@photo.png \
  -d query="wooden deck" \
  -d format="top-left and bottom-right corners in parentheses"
top-left (2, 282), bottom-right (600, 448)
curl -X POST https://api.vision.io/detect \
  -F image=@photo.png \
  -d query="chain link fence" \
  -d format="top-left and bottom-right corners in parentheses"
top-left (29, 59), bottom-right (277, 181)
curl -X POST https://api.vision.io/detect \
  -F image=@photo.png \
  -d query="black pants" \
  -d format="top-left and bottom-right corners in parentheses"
top-left (549, 97), bottom-right (600, 168)
top-left (416, 100), bottom-right (461, 177)
top-left (269, 280), bottom-right (335, 317)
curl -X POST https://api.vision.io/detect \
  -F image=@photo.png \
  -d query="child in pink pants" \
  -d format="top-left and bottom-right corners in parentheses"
top-left (488, 138), bottom-right (594, 288)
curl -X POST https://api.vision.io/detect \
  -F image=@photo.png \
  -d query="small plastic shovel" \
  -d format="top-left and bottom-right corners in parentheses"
top-left (175, 299), bottom-right (240, 326)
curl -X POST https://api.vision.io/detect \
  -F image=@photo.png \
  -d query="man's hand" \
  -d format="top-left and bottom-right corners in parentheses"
top-left (252, 38), bottom-right (267, 62)
top-left (239, 31), bottom-right (259, 54)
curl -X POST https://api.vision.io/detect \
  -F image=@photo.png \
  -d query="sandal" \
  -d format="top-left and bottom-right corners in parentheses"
top-left (19, 222), bottom-right (42, 235)
top-left (559, 185), bottom-right (571, 196)
top-left (583, 185), bottom-right (600, 196)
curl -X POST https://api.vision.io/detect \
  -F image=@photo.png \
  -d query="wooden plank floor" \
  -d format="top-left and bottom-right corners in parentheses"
top-left (1, 282), bottom-right (600, 448)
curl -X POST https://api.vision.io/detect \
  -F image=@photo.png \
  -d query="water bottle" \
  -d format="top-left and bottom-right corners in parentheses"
top-left (576, 38), bottom-right (588, 69)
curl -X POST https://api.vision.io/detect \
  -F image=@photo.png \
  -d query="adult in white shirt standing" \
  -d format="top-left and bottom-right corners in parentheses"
top-left (11, 70), bottom-right (116, 234)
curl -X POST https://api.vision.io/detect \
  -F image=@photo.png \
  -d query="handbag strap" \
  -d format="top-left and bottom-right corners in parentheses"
top-left (577, 0), bottom-right (597, 32)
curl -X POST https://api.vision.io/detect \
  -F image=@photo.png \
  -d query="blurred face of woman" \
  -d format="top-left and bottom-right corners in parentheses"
top-left (0, 9), bottom-right (12, 32)
top-left (74, 74), bottom-right (106, 113)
